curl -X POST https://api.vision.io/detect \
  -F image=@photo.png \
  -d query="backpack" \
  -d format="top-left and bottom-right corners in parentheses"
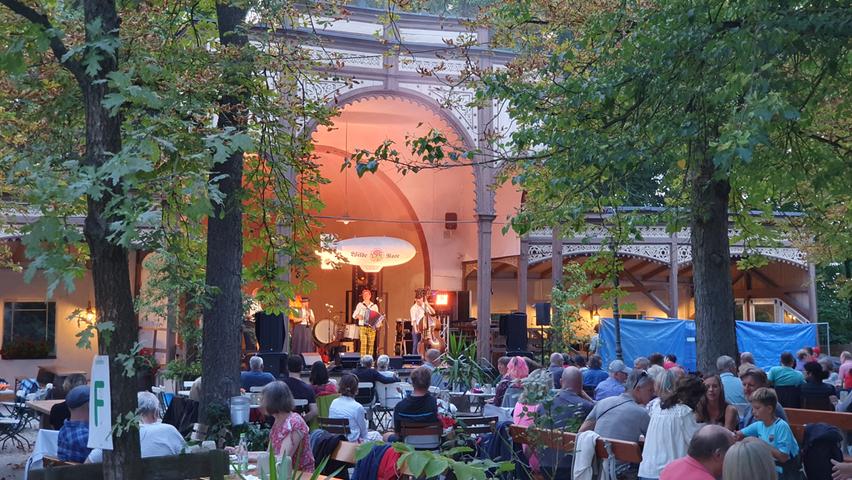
top-left (802, 423), bottom-right (843, 480)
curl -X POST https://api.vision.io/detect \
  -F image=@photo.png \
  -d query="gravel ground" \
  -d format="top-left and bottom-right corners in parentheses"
top-left (0, 427), bottom-right (37, 480)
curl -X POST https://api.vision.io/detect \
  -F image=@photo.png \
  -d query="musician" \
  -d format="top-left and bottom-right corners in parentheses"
top-left (291, 296), bottom-right (315, 356)
top-left (352, 288), bottom-right (380, 356)
top-left (410, 292), bottom-right (435, 357)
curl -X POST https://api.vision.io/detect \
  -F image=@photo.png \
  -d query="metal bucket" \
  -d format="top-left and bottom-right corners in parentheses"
top-left (230, 395), bottom-right (250, 425)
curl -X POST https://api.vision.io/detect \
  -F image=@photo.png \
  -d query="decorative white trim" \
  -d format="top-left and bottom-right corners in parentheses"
top-left (528, 243), bottom-right (670, 265)
top-left (398, 83), bottom-right (478, 146)
top-left (302, 78), bottom-right (383, 102)
top-left (303, 46), bottom-right (385, 70)
top-left (398, 55), bottom-right (467, 75)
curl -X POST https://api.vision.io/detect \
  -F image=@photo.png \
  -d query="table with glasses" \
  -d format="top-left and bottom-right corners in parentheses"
top-left (447, 389), bottom-right (496, 414)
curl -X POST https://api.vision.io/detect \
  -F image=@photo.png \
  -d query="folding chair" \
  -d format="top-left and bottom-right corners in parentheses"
top-left (317, 417), bottom-right (352, 437)
top-left (373, 382), bottom-right (404, 431)
top-left (355, 382), bottom-right (376, 428)
top-left (0, 403), bottom-right (32, 450)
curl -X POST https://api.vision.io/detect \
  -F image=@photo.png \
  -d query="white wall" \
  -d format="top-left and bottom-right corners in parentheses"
top-left (0, 268), bottom-right (98, 382)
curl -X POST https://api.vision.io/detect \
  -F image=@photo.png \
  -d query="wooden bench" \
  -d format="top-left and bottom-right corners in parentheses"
top-left (29, 449), bottom-right (229, 480)
top-left (509, 424), bottom-right (643, 463)
top-left (786, 408), bottom-right (852, 445)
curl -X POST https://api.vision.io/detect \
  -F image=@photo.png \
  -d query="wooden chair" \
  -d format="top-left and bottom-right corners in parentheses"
top-left (801, 395), bottom-right (834, 412)
top-left (30, 449), bottom-right (229, 480)
top-left (399, 421), bottom-right (443, 450)
top-left (317, 417), bottom-right (351, 436)
top-left (310, 394), bottom-right (339, 430)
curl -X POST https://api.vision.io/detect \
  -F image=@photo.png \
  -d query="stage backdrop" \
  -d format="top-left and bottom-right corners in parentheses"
top-left (599, 318), bottom-right (818, 372)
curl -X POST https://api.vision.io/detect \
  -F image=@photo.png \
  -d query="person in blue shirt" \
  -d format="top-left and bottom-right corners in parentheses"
top-left (57, 385), bottom-right (92, 463)
top-left (716, 355), bottom-right (747, 404)
top-left (736, 387), bottom-right (798, 475)
top-left (594, 359), bottom-right (630, 401)
top-left (240, 356), bottom-right (276, 391)
top-left (583, 354), bottom-right (609, 388)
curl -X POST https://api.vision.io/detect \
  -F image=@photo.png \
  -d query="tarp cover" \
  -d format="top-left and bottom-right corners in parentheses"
top-left (599, 318), bottom-right (817, 372)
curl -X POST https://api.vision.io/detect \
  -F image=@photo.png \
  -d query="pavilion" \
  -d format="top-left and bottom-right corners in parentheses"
top-left (0, 6), bottom-right (817, 380)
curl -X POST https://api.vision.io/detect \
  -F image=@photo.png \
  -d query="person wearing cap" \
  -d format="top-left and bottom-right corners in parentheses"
top-left (57, 385), bottom-right (92, 463)
top-left (594, 359), bottom-right (631, 401)
top-left (291, 296), bottom-right (315, 356)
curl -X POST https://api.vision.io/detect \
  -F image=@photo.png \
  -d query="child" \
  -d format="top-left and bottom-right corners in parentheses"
top-left (735, 387), bottom-right (798, 474)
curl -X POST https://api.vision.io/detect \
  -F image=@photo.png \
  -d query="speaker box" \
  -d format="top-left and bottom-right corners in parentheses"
top-left (302, 353), bottom-right (323, 368)
top-left (254, 311), bottom-right (285, 352)
top-left (504, 312), bottom-right (528, 352)
top-left (535, 302), bottom-right (551, 326)
top-left (455, 291), bottom-right (470, 323)
top-left (339, 352), bottom-right (361, 369)
top-left (403, 354), bottom-right (423, 366)
top-left (258, 352), bottom-right (288, 378)
top-left (389, 356), bottom-right (404, 370)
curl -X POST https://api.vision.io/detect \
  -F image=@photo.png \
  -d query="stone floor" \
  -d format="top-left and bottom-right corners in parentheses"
top-left (0, 427), bottom-right (37, 480)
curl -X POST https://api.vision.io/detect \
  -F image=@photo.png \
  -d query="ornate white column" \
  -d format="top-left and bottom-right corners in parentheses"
top-left (518, 235), bottom-right (529, 313)
top-left (808, 263), bottom-right (818, 323)
top-left (670, 233), bottom-right (680, 318)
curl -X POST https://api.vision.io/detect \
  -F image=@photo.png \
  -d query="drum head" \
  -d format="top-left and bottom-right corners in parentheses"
top-left (313, 319), bottom-right (336, 345)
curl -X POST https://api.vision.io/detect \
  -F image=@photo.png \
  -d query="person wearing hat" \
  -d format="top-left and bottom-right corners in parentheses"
top-left (594, 359), bottom-right (631, 401)
top-left (291, 296), bottom-right (315, 356)
top-left (57, 385), bottom-right (91, 463)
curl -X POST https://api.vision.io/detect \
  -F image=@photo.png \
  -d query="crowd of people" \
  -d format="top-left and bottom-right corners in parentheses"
top-left (487, 346), bottom-right (852, 480)
top-left (45, 344), bottom-right (852, 480)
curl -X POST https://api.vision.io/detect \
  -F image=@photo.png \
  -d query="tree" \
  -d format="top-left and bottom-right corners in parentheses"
top-left (1, 1), bottom-right (335, 476)
top-left (476, 0), bottom-right (850, 372)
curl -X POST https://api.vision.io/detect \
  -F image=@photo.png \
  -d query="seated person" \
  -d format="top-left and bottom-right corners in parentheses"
top-left (352, 355), bottom-right (399, 385)
top-left (582, 355), bottom-right (609, 389)
top-left (735, 387), bottom-right (798, 476)
top-left (423, 349), bottom-right (446, 389)
top-left (385, 366), bottom-right (438, 441)
top-left (283, 355), bottom-right (318, 423)
top-left (740, 369), bottom-right (787, 427)
top-left (263, 381), bottom-right (315, 472)
top-left (57, 385), bottom-right (92, 463)
top-left (87, 391), bottom-right (185, 463)
top-left (375, 355), bottom-right (403, 405)
top-left (594, 360), bottom-right (630, 400)
top-left (768, 352), bottom-right (805, 387)
top-left (49, 374), bottom-right (87, 430)
top-left (329, 374), bottom-right (381, 443)
top-left (537, 367), bottom-right (594, 429)
top-left (240, 356), bottom-right (276, 391)
top-left (309, 361), bottom-right (337, 397)
top-left (800, 361), bottom-right (836, 408)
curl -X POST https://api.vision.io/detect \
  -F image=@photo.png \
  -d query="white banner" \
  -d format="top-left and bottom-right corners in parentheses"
top-left (87, 355), bottom-right (113, 450)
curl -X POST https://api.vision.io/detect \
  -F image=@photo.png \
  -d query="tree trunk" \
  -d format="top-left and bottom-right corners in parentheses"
top-left (76, 0), bottom-right (142, 477)
top-left (200, 2), bottom-right (248, 424)
top-left (690, 151), bottom-right (738, 374)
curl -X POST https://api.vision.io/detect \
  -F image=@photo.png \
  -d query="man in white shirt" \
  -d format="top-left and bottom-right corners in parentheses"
top-left (352, 288), bottom-right (380, 357)
top-left (409, 292), bottom-right (435, 357)
top-left (87, 391), bottom-right (185, 463)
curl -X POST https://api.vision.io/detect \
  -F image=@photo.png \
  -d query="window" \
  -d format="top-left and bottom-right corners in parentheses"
top-left (2, 302), bottom-right (56, 358)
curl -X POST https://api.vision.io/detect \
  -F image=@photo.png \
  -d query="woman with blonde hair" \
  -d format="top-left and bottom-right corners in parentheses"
top-left (723, 438), bottom-right (777, 480)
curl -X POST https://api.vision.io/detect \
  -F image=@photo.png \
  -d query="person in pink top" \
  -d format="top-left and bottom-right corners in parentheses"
top-left (263, 381), bottom-right (315, 472)
top-left (838, 351), bottom-right (852, 389)
top-left (660, 424), bottom-right (734, 480)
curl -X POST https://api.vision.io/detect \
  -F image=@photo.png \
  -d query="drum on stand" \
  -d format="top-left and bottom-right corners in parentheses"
top-left (313, 319), bottom-right (339, 345)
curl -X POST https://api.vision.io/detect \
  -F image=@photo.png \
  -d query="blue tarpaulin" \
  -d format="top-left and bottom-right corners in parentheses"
top-left (599, 318), bottom-right (817, 372)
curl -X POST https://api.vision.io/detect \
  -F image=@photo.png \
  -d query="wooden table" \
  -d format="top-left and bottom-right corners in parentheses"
top-left (38, 366), bottom-right (87, 377)
top-left (26, 399), bottom-right (63, 428)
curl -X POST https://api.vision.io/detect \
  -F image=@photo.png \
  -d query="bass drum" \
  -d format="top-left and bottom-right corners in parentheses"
top-left (313, 319), bottom-right (338, 345)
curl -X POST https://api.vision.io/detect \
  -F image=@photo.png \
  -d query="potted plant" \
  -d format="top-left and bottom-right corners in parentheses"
top-left (438, 333), bottom-right (490, 392)
top-left (136, 348), bottom-right (160, 391)
top-left (0, 339), bottom-right (53, 359)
